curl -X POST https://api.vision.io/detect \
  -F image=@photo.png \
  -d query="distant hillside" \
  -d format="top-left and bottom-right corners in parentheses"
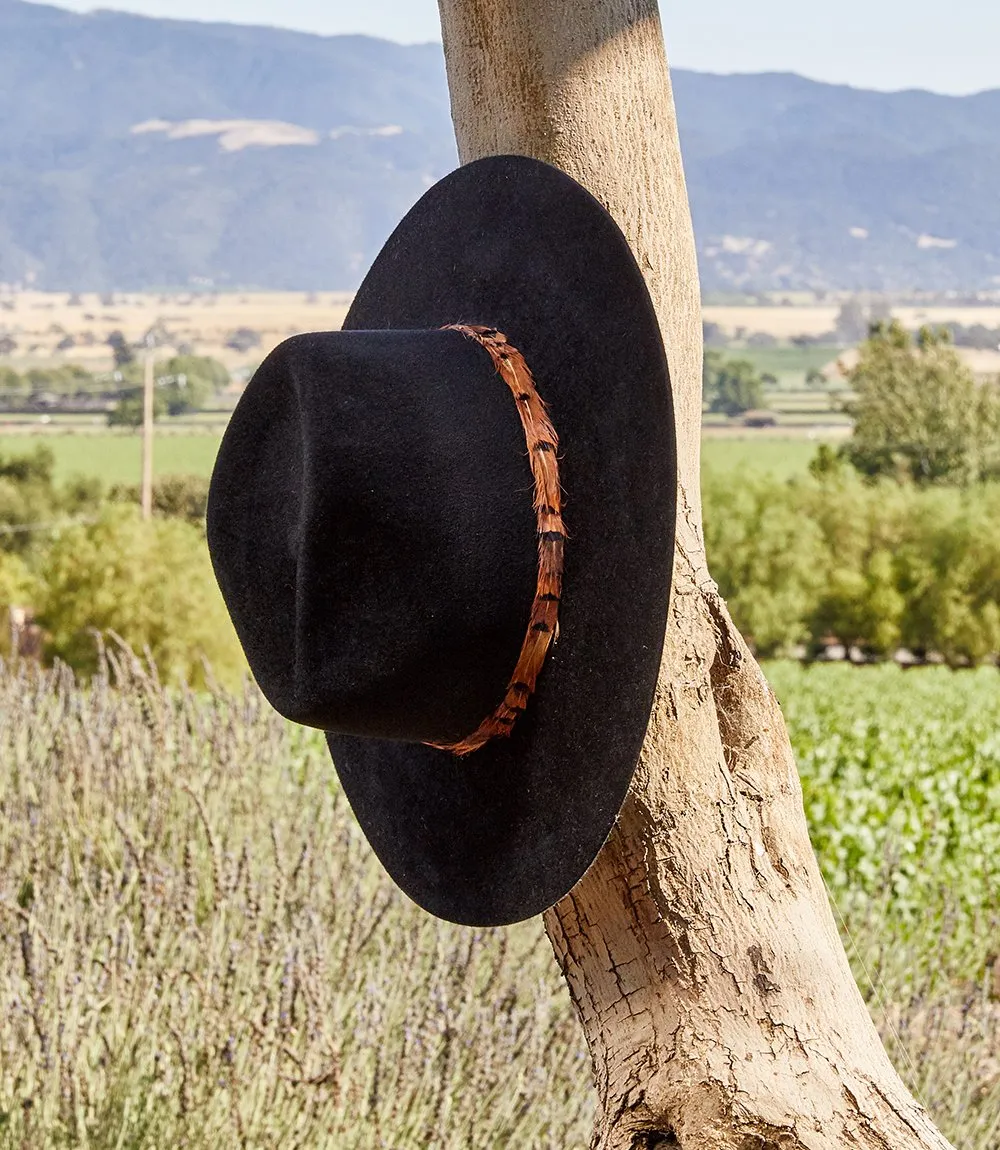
top-left (1, 0), bottom-right (998, 292)
top-left (674, 71), bottom-right (1000, 292)
top-left (0, 0), bottom-right (455, 290)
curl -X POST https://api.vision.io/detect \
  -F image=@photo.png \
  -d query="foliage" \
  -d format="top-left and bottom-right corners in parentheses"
top-left (0, 364), bottom-right (109, 400)
top-left (0, 552), bottom-right (38, 659)
top-left (0, 447), bottom-right (233, 682)
top-left (702, 474), bottom-right (825, 652)
top-left (33, 505), bottom-right (243, 685)
top-left (805, 367), bottom-right (827, 389)
top-left (0, 357), bottom-right (223, 419)
top-left (158, 354), bottom-right (229, 415)
top-left (24, 363), bottom-right (93, 394)
top-left (105, 355), bottom-right (226, 421)
top-left (771, 662), bottom-right (1000, 923)
top-left (704, 466), bottom-right (1000, 661)
top-left (0, 551), bottom-right (36, 619)
top-left (106, 388), bottom-right (167, 429)
top-left (773, 663), bottom-right (1000, 1146)
top-left (110, 473), bottom-right (210, 526)
top-left (106, 329), bottom-right (135, 368)
top-left (0, 660), bottom-right (995, 1147)
top-left (841, 321), bottom-right (1000, 485)
top-left (0, 445), bottom-right (100, 557)
top-left (703, 350), bottom-right (766, 416)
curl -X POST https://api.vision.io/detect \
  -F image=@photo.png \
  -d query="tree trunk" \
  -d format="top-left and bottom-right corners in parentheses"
top-left (436, 3), bottom-right (955, 1148)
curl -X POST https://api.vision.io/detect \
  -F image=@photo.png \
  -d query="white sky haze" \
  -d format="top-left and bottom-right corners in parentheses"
top-left (23, 0), bottom-right (1000, 96)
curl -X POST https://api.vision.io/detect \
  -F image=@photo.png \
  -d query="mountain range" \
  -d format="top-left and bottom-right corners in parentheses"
top-left (1, 0), bottom-right (998, 292)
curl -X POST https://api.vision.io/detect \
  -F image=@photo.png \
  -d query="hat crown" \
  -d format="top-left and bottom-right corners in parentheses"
top-left (208, 327), bottom-right (539, 743)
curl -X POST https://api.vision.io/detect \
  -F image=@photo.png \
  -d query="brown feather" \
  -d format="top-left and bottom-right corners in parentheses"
top-left (428, 325), bottom-right (565, 757)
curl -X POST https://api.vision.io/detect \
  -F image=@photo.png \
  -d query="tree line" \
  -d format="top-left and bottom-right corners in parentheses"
top-left (0, 353), bottom-right (230, 424)
top-left (705, 467), bottom-right (1000, 662)
top-left (707, 321), bottom-right (1000, 662)
top-left (0, 320), bottom-right (996, 679)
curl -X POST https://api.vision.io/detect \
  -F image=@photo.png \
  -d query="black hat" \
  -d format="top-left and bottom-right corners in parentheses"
top-left (207, 154), bottom-right (676, 926)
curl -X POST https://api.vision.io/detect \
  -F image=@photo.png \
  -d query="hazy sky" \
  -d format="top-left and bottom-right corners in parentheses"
top-left (25, 0), bottom-right (1000, 95)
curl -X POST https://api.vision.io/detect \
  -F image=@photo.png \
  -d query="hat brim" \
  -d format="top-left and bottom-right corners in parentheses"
top-left (327, 155), bottom-right (676, 926)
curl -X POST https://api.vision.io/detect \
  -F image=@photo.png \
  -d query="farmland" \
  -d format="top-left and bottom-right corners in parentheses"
top-left (0, 432), bottom-right (221, 485)
top-left (0, 431), bottom-right (828, 488)
top-left (0, 290), bottom-right (352, 373)
top-left (0, 658), bottom-right (996, 1148)
top-left (703, 302), bottom-right (1000, 341)
top-left (1, 293), bottom-right (998, 1148)
top-left (5, 292), bottom-right (1000, 454)
top-left (3, 289), bottom-right (999, 374)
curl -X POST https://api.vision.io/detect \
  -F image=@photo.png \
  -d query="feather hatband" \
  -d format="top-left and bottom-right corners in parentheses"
top-left (428, 324), bottom-right (565, 757)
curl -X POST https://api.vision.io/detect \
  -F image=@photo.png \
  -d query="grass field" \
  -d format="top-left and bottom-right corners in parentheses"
top-left (0, 433), bottom-right (223, 484)
top-left (0, 432), bottom-right (832, 487)
top-left (726, 344), bottom-right (840, 387)
top-left (701, 436), bottom-right (821, 478)
top-left (0, 658), bottom-right (996, 1148)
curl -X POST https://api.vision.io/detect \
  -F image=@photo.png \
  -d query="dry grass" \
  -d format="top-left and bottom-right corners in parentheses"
top-left (704, 304), bottom-right (1000, 341)
top-left (0, 291), bottom-right (353, 373)
top-left (0, 653), bottom-right (996, 1147)
top-left (5, 292), bottom-right (1000, 376)
top-left (844, 904), bottom-right (1000, 1149)
top-left (0, 653), bottom-right (591, 1149)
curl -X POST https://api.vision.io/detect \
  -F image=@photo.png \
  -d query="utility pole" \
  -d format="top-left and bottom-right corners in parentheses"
top-left (141, 343), bottom-right (154, 521)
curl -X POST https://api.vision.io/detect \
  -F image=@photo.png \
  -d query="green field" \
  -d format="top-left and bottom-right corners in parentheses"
top-left (1, 431), bottom-right (826, 487)
top-left (701, 436), bottom-right (821, 478)
top-left (0, 432), bottom-right (223, 484)
top-left (732, 344), bottom-right (841, 387)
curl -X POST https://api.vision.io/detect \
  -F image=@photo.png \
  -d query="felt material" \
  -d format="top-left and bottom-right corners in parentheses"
top-left (208, 154), bottom-right (676, 927)
top-left (209, 328), bottom-right (535, 742)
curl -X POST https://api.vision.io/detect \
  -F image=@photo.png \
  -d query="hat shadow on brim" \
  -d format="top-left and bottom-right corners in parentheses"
top-left (329, 156), bottom-right (676, 926)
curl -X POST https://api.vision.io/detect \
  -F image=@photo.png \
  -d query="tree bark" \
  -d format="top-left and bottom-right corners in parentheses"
top-left (436, 3), bottom-right (955, 1148)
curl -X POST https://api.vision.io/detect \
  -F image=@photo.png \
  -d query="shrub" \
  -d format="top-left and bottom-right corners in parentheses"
top-left (703, 350), bottom-right (766, 417)
top-left (703, 472), bottom-right (825, 653)
top-left (34, 505), bottom-right (243, 686)
top-left (0, 447), bottom-right (64, 556)
top-left (110, 473), bottom-right (210, 526)
top-left (703, 465), bottom-right (1000, 660)
top-left (107, 390), bottom-right (166, 429)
